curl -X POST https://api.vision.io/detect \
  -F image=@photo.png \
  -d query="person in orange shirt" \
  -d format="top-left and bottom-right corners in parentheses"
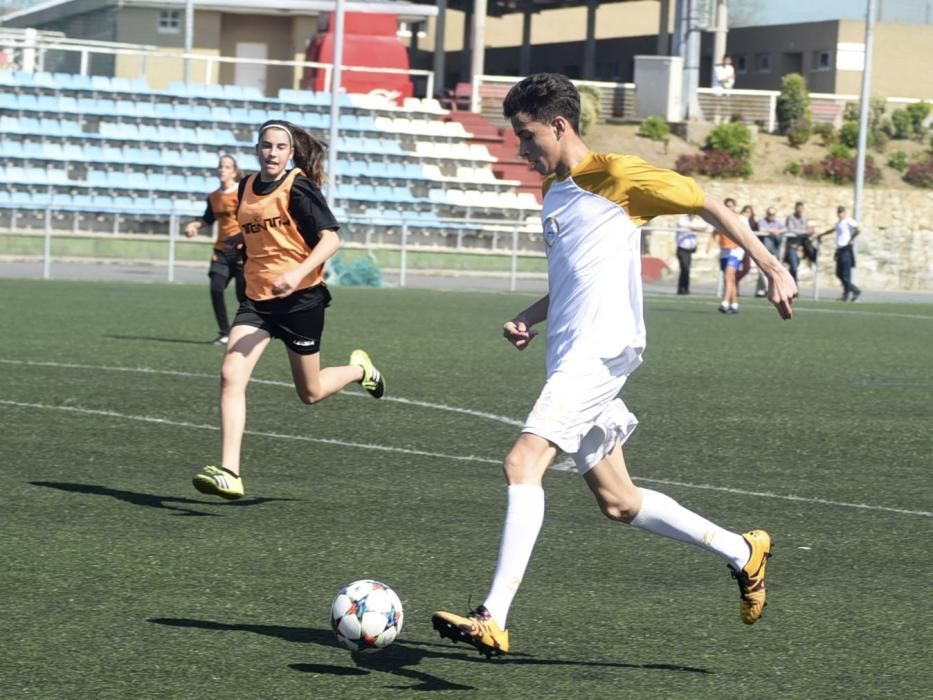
top-left (185, 154), bottom-right (246, 344)
top-left (706, 197), bottom-right (746, 313)
top-left (192, 119), bottom-right (386, 500)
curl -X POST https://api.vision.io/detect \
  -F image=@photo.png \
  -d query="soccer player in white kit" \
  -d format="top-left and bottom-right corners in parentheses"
top-left (432, 73), bottom-right (798, 657)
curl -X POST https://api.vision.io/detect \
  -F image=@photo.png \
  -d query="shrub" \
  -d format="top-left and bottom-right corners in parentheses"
top-left (787, 118), bottom-right (812, 147)
top-left (776, 73), bottom-right (811, 134)
top-left (839, 121), bottom-right (861, 148)
top-left (674, 150), bottom-right (752, 178)
top-left (904, 157), bottom-right (933, 188)
top-left (785, 161), bottom-right (802, 176)
top-left (578, 85), bottom-right (601, 135)
top-left (829, 143), bottom-right (852, 159)
top-left (889, 109), bottom-right (913, 139)
top-left (802, 156), bottom-right (882, 185)
top-left (705, 121), bottom-right (753, 160)
top-left (887, 150), bottom-right (909, 171)
top-left (638, 116), bottom-right (671, 142)
top-left (905, 101), bottom-right (931, 136)
top-left (813, 122), bottom-right (837, 146)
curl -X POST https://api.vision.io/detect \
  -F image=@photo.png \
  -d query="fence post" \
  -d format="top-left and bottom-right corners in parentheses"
top-left (510, 226), bottom-right (519, 292)
top-left (168, 213), bottom-right (178, 283)
top-left (43, 206), bottom-right (53, 280)
top-left (399, 221), bottom-right (408, 288)
top-left (767, 93), bottom-right (777, 133)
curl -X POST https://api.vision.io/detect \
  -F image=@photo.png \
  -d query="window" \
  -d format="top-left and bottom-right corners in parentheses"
top-left (755, 53), bottom-right (771, 74)
top-left (813, 50), bottom-right (832, 71)
top-left (158, 9), bottom-right (181, 34)
top-left (733, 55), bottom-right (747, 74)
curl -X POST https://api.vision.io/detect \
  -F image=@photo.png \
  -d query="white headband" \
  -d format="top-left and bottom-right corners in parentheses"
top-left (258, 124), bottom-right (293, 148)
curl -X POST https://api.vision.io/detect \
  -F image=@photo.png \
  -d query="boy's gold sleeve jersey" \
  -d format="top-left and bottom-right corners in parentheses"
top-left (543, 152), bottom-right (705, 227)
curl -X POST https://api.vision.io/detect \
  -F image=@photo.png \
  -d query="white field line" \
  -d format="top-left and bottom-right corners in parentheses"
top-left (0, 358), bottom-right (523, 427)
top-left (1, 394), bottom-right (930, 519)
top-left (643, 294), bottom-right (933, 321)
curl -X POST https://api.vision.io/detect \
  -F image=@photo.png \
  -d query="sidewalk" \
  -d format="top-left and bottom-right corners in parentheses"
top-left (1, 259), bottom-right (931, 304)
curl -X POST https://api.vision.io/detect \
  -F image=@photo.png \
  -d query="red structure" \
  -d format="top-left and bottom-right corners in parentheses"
top-left (302, 12), bottom-right (413, 101)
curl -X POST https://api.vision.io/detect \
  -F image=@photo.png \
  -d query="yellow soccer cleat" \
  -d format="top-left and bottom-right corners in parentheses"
top-left (350, 349), bottom-right (386, 399)
top-left (432, 605), bottom-right (510, 658)
top-left (192, 465), bottom-right (245, 500)
top-left (732, 529), bottom-right (773, 624)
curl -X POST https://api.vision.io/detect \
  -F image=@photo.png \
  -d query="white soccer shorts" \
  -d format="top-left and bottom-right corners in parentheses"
top-left (522, 356), bottom-right (639, 474)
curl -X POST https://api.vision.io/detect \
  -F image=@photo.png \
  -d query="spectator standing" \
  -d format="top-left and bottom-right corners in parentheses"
top-left (712, 55), bottom-right (736, 91)
top-left (674, 213), bottom-right (707, 295)
top-left (784, 201), bottom-right (815, 283)
top-left (817, 206), bottom-right (862, 301)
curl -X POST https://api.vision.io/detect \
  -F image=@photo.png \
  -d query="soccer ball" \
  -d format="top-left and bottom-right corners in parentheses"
top-left (330, 579), bottom-right (404, 652)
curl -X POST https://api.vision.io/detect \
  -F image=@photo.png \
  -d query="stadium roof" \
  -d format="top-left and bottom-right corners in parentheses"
top-left (406, 0), bottom-right (643, 18)
top-left (1, 0), bottom-right (438, 25)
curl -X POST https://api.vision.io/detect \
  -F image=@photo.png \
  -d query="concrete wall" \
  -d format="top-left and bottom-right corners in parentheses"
top-left (649, 181), bottom-right (933, 293)
top-left (836, 20), bottom-right (933, 98)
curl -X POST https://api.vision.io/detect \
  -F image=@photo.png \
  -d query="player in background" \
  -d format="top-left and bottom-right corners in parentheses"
top-left (432, 73), bottom-right (797, 657)
top-left (706, 197), bottom-right (746, 314)
top-left (192, 120), bottom-right (385, 500)
top-left (184, 154), bottom-right (247, 344)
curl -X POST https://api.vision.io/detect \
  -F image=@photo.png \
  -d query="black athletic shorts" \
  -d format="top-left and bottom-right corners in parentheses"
top-left (232, 285), bottom-right (332, 355)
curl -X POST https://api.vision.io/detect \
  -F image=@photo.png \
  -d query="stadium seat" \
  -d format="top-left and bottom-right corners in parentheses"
top-left (91, 75), bottom-right (113, 92)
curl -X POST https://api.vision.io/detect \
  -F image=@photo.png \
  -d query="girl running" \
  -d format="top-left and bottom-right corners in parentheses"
top-left (184, 154), bottom-right (246, 344)
top-left (192, 120), bottom-right (385, 500)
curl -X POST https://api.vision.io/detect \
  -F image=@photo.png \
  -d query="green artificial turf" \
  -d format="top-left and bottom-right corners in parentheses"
top-left (1, 279), bottom-right (930, 699)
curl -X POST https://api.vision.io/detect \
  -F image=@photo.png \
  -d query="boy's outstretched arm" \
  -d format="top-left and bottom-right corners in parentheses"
top-left (699, 197), bottom-right (798, 320)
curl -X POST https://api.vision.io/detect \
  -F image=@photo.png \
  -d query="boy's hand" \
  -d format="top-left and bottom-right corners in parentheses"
top-left (503, 318), bottom-right (538, 350)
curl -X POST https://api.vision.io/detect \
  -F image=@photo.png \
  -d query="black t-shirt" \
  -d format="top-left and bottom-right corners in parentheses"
top-left (236, 172), bottom-right (339, 249)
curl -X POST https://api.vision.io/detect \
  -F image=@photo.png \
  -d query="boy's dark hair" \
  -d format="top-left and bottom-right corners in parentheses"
top-left (837, 205), bottom-right (846, 213)
top-left (724, 197), bottom-right (736, 207)
top-left (502, 73), bottom-right (581, 133)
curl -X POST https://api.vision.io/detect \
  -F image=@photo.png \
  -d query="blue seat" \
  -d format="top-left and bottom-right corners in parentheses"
top-left (37, 95), bottom-right (60, 113)
top-left (11, 191), bottom-right (35, 205)
top-left (62, 144), bottom-right (84, 161)
top-left (51, 192), bottom-right (74, 207)
top-left (148, 173), bottom-right (168, 190)
top-left (86, 171), bottom-right (110, 187)
top-left (154, 102), bottom-right (176, 120)
top-left (0, 115), bottom-right (21, 133)
top-left (160, 149), bottom-right (184, 166)
top-left (110, 77), bottom-right (132, 93)
top-left (94, 99), bottom-right (117, 116)
top-left (230, 107), bottom-right (250, 123)
top-left (71, 194), bottom-right (94, 208)
top-left (17, 94), bottom-right (40, 111)
top-left (113, 195), bottom-right (135, 209)
top-left (204, 84), bottom-right (226, 99)
top-left (82, 145), bottom-right (103, 162)
top-left (22, 142), bottom-right (45, 159)
top-left (0, 93), bottom-right (17, 110)
top-left (92, 194), bottom-right (114, 208)
top-left (58, 96), bottom-right (79, 113)
top-left (138, 124), bottom-right (160, 141)
top-left (223, 84), bottom-right (245, 100)
top-left (91, 75), bottom-right (113, 91)
top-left (129, 78), bottom-right (151, 95)
top-left (100, 146), bottom-right (123, 162)
top-left (153, 197), bottom-right (174, 213)
top-left (126, 172), bottom-right (149, 189)
top-left (165, 174), bottom-right (187, 191)
top-left (167, 81), bottom-right (193, 97)
top-left (24, 167), bottom-right (47, 183)
top-left (41, 142), bottom-right (64, 160)
top-left (241, 86), bottom-right (264, 101)
top-left (0, 141), bottom-right (24, 158)
top-left (189, 104), bottom-right (213, 121)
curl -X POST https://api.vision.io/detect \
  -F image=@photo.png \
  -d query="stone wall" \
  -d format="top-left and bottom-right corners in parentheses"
top-left (646, 181), bottom-right (933, 292)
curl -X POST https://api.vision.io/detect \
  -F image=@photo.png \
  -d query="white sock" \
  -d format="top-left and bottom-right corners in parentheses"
top-left (482, 484), bottom-right (545, 628)
top-left (730, 302), bottom-right (739, 310)
top-left (720, 300), bottom-right (729, 308)
top-left (630, 488), bottom-right (749, 571)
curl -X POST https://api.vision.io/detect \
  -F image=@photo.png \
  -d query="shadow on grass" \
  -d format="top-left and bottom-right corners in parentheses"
top-left (105, 334), bottom-right (220, 346)
top-left (29, 481), bottom-right (296, 517)
top-left (149, 617), bottom-right (711, 692)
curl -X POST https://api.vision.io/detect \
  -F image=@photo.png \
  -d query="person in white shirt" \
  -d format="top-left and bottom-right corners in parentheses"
top-left (712, 55), bottom-right (736, 91)
top-left (674, 213), bottom-right (708, 294)
top-left (431, 72), bottom-right (798, 658)
top-left (817, 206), bottom-right (862, 301)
